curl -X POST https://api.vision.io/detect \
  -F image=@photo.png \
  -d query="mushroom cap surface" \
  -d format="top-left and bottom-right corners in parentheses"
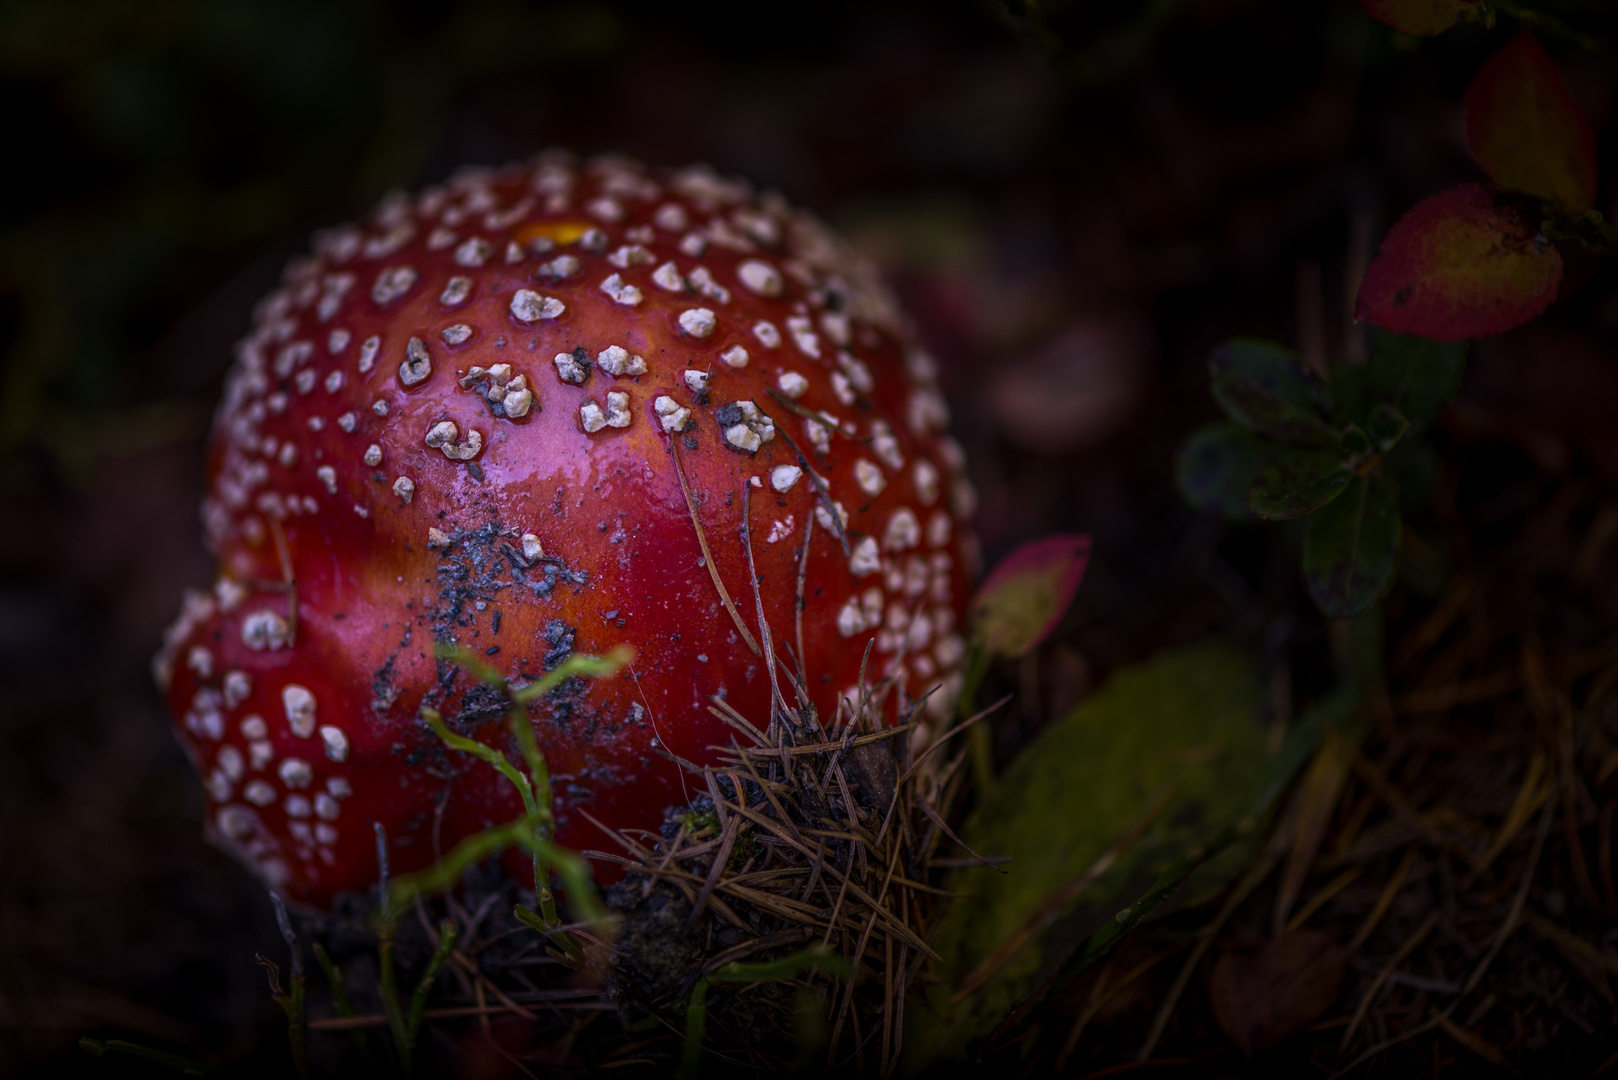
top-left (157, 154), bottom-right (975, 906)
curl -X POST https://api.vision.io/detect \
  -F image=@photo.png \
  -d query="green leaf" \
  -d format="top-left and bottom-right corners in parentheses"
top-left (910, 642), bottom-right (1269, 1069)
top-left (1175, 422), bottom-right (1267, 522)
top-left (1366, 404), bottom-right (1410, 452)
top-left (1340, 425), bottom-right (1371, 457)
top-left (1329, 361), bottom-right (1370, 428)
top-left (1304, 476), bottom-right (1401, 619)
top-left (1363, 332), bottom-right (1466, 431)
top-left (1209, 338), bottom-right (1336, 446)
top-left (1062, 709), bottom-right (1328, 980)
top-left (970, 535), bottom-right (1091, 660)
top-left (1248, 447), bottom-right (1353, 520)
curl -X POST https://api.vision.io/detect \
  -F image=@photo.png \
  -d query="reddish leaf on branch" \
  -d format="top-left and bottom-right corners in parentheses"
top-left (1465, 31), bottom-right (1598, 211)
top-left (1355, 184), bottom-right (1562, 341)
top-left (971, 535), bottom-right (1091, 660)
top-left (1358, 0), bottom-right (1478, 36)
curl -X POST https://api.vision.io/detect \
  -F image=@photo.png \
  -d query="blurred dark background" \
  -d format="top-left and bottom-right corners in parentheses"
top-left (3, 0), bottom-right (1617, 1073)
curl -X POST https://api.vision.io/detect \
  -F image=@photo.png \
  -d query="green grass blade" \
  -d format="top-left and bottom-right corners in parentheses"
top-left (382, 818), bottom-right (536, 925)
top-left (708, 943), bottom-right (851, 984)
top-left (680, 945), bottom-right (851, 1078)
top-left (405, 921), bottom-right (458, 1046)
top-left (312, 942), bottom-right (371, 1062)
top-left (420, 707), bottom-right (537, 817)
top-left (377, 931), bottom-right (409, 1075)
top-left (78, 1038), bottom-right (209, 1076)
top-left (432, 641), bottom-right (505, 685)
top-left (511, 646), bottom-right (633, 704)
top-left (678, 978), bottom-right (710, 1080)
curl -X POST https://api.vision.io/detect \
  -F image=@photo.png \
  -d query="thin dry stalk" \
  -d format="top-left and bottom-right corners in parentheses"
top-left (670, 438), bottom-right (761, 657)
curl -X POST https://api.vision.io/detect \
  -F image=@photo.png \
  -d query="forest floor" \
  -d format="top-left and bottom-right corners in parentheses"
top-left (4, 1), bottom-right (1618, 1075)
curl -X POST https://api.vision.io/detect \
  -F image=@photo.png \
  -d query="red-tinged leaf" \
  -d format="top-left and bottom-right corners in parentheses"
top-left (1358, 0), bottom-right (1478, 36)
top-left (1355, 184), bottom-right (1562, 341)
top-left (971, 535), bottom-right (1091, 660)
top-left (1465, 31), bottom-right (1598, 211)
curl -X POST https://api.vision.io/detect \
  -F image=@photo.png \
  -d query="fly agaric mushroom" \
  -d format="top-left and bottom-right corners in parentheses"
top-left (155, 153), bottom-right (976, 907)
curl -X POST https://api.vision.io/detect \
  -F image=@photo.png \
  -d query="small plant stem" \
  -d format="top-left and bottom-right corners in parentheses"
top-left (405, 920), bottom-right (458, 1050)
top-left (312, 942), bottom-right (371, 1062)
top-left (677, 945), bottom-right (849, 1078)
top-left (520, 899), bottom-right (586, 967)
top-left (508, 705), bottom-right (555, 830)
top-left (534, 861), bottom-right (559, 923)
top-left (372, 823), bottom-right (412, 1072)
top-left (376, 923), bottom-right (411, 1075)
top-left (506, 701), bottom-right (580, 958)
top-left (285, 981), bottom-right (307, 1079)
top-left (267, 894), bottom-right (308, 1080)
top-left (425, 650), bottom-right (630, 964)
top-left (254, 955), bottom-right (307, 1080)
top-left (77, 1039), bottom-right (210, 1076)
top-left (420, 708), bottom-right (538, 817)
top-left (415, 648), bottom-right (627, 969)
top-left (678, 977), bottom-right (711, 1080)
top-left (513, 900), bottom-right (589, 965)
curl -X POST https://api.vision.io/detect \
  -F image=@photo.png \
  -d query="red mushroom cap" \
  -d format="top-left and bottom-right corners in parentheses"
top-left (155, 153), bottom-right (976, 907)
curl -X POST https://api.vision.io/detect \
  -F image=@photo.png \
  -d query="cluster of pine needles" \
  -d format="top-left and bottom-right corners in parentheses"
top-left (591, 651), bottom-right (988, 1077)
top-left (198, 654), bottom-right (982, 1078)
